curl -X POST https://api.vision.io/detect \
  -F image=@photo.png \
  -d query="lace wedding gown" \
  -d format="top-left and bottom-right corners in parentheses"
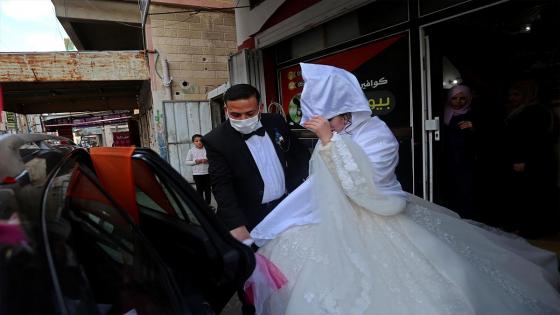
top-left (256, 133), bottom-right (560, 315)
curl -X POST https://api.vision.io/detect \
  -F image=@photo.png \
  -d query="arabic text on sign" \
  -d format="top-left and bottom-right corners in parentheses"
top-left (369, 97), bottom-right (391, 110)
top-left (361, 77), bottom-right (388, 90)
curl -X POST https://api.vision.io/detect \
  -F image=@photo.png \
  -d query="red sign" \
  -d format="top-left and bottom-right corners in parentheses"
top-left (280, 68), bottom-right (305, 124)
top-left (113, 131), bottom-right (132, 147)
top-left (279, 33), bottom-right (407, 125)
top-left (57, 125), bottom-right (73, 140)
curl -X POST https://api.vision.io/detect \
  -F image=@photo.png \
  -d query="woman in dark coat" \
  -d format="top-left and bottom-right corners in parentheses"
top-left (442, 85), bottom-right (477, 219)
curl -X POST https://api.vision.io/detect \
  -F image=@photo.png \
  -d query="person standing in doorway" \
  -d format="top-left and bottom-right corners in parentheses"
top-left (185, 134), bottom-right (212, 206)
top-left (442, 85), bottom-right (478, 219)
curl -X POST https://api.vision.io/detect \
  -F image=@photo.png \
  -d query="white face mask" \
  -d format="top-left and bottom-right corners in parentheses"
top-left (227, 110), bottom-right (261, 134)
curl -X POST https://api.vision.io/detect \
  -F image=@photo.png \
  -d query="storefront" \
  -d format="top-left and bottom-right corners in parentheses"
top-left (275, 32), bottom-right (414, 192)
top-left (231, 0), bottom-right (559, 233)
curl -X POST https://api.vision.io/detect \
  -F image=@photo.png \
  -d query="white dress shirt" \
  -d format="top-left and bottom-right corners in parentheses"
top-left (245, 123), bottom-right (286, 203)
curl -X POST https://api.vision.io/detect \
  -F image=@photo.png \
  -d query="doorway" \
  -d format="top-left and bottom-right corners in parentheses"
top-left (420, 0), bottom-right (560, 238)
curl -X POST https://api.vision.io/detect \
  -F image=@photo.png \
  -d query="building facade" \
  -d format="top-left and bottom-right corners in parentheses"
top-left (142, 1), bottom-right (237, 180)
top-left (230, 0), bottom-right (560, 221)
top-left (0, 112), bottom-right (43, 135)
top-left (48, 0), bottom-right (237, 182)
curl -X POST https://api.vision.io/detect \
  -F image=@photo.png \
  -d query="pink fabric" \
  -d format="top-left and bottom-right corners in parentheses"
top-left (244, 253), bottom-right (288, 312)
top-left (0, 213), bottom-right (27, 245)
top-left (444, 85), bottom-right (472, 125)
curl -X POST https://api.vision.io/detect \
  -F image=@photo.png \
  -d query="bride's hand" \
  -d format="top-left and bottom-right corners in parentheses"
top-left (303, 116), bottom-right (332, 144)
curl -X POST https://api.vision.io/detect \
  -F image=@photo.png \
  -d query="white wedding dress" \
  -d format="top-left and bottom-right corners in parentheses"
top-left (254, 133), bottom-right (560, 315)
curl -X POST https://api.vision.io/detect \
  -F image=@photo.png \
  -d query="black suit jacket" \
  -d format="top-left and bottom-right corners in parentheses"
top-left (203, 113), bottom-right (310, 231)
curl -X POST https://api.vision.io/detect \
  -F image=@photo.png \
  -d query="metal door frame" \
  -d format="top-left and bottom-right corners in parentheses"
top-left (418, 0), bottom-right (510, 201)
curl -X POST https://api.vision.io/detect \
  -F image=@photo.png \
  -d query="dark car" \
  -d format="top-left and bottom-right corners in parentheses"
top-left (0, 133), bottom-right (254, 315)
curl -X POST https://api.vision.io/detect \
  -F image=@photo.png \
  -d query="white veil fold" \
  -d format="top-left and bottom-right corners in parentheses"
top-left (299, 63), bottom-right (372, 132)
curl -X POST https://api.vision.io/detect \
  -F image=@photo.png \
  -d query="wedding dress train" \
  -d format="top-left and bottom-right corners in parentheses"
top-left (256, 133), bottom-right (560, 315)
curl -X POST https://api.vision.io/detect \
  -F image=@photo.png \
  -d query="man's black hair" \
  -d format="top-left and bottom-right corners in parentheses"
top-left (191, 134), bottom-right (202, 142)
top-left (223, 84), bottom-right (261, 104)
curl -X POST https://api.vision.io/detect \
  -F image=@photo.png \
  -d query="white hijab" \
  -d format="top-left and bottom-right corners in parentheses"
top-left (300, 63), bottom-right (372, 131)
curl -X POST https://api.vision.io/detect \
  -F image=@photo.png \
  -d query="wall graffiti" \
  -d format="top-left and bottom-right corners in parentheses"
top-left (155, 109), bottom-right (169, 161)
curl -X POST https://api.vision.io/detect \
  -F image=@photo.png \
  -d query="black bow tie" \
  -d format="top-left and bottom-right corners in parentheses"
top-left (242, 127), bottom-right (266, 140)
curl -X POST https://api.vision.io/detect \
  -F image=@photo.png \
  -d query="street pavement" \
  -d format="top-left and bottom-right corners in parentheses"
top-left (221, 295), bottom-right (243, 314)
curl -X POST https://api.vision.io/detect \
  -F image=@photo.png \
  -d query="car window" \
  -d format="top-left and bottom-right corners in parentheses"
top-left (43, 158), bottom-right (183, 315)
top-left (132, 159), bottom-right (200, 225)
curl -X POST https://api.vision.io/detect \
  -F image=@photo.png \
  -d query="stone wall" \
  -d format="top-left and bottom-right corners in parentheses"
top-left (148, 4), bottom-right (236, 101)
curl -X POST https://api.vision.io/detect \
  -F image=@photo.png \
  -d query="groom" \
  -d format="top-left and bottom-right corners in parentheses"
top-left (203, 84), bottom-right (310, 243)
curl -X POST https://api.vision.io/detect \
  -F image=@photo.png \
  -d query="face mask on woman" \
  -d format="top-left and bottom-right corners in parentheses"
top-left (228, 110), bottom-right (261, 134)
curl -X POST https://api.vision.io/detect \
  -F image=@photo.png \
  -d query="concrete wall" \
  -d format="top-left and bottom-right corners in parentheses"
top-left (148, 4), bottom-right (237, 101)
top-left (0, 112), bottom-right (43, 134)
top-left (0, 51), bottom-right (149, 82)
top-left (103, 125), bottom-right (114, 147)
top-left (146, 4), bottom-right (237, 157)
top-left (25, 114), bottom-right (43, 133)
top-left (138, 82), bottom-right (155, 148)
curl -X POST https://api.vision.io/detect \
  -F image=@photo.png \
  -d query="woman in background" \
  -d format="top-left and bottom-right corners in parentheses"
top-left (442, 85), bottom-right (477, 219)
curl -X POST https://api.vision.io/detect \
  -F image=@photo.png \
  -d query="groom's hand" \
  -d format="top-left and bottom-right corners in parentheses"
top-left (231, 226), bottom-right (251, 241)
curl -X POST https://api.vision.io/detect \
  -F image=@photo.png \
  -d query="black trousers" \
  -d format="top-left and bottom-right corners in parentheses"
top-left (193, 174), bottom-right (211, 205)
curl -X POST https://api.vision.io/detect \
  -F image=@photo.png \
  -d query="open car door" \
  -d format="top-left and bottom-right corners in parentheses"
top-left (2, 135), bottom-right (253, 314)
top-left (89, 147), bottom-right (255, 313)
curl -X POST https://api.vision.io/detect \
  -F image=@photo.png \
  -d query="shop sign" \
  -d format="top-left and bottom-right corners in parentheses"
top-left (113, 131), bottom-right (131, 147)
top-left (79, 127), bottom-right (103, 136)
top-left (57, 126), bottom-right (73, 140)
top-left (279, 33), bottom-right (408, 126)
top-left (5, 112), bottom-right (17, 129)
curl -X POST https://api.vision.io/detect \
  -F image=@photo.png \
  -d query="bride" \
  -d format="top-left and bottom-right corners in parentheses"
top-left (248, 63), bottom-right (560, 314)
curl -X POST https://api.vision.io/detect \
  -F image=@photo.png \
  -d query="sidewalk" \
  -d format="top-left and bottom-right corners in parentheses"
top-left (221, 295), bottom-right (243, 315)
top-left (190, 182), bottom-right (217, 209)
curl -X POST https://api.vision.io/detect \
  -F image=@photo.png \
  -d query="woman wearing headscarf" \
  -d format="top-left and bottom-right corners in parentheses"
top-left (249, 64), bottom-right (560, 315)
top-left (442, 85), bottom-right (477, 219)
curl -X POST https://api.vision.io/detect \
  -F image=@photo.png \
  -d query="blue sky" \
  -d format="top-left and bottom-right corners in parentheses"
top-left (0, 0), bottom-right (71, 52)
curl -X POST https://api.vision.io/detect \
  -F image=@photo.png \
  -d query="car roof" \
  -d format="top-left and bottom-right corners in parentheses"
top-left (0, 134), bottom-right (76, 181)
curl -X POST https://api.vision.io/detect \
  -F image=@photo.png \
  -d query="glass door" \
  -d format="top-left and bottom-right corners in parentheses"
top-left (419, 0), bottom-right (560, 237)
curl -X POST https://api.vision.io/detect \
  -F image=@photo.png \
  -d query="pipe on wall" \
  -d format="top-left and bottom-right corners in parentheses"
top-left (161, 57), bottom-right (173, 100)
